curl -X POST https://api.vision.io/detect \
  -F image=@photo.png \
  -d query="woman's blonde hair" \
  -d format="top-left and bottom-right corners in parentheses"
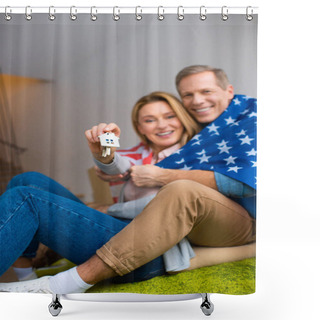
top-left (131, 91), bottom-right (200, 148)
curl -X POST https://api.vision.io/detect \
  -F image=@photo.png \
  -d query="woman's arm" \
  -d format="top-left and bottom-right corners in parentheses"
top-left (188, 243), bottom-right (256, 271)
top-left (94, 153), bottom-right (131, 175)
top-left (168, 242), bottom-right (256, 274)
top-left (106, 194), bottom-right (156, 219)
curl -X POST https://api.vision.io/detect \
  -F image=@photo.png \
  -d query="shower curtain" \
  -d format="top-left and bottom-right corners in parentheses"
top-left (0, 5), bottom-right (257, 313)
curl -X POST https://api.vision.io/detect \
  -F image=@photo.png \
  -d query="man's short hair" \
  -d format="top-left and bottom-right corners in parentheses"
top-left (175, 65), bottom-right (230, 92)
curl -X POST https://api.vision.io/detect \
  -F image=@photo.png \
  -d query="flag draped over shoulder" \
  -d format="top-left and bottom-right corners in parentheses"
top-left (156, 95), bottom-right (257, 190)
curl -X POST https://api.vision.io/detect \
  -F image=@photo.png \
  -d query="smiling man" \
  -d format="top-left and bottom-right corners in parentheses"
top-left (176, 67), bottom-right (234, 124)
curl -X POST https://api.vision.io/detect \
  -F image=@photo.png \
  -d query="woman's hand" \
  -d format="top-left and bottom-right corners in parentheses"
top-left (130, 165), bottom-right (167, 187)
top-left (85, 123), bottom-right (120, 163)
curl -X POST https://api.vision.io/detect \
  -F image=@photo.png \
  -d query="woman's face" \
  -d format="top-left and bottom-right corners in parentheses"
top-left (137, 101), bottom-right (184, 152)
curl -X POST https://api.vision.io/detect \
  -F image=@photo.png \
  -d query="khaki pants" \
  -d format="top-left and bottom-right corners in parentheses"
top-left (97, 180), bottom-right (255, 276)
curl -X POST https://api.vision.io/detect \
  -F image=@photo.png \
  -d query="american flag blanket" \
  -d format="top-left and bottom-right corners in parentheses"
top-left (156, 94), bottom-right (257, 190)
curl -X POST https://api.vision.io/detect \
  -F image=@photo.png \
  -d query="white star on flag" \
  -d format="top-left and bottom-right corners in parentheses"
top-left (216, 140), bottom-right (229, 147)
top-left (234, 97), bottom-right (241, 105)
top-left (175, 158), bottom-right (185, 164)
top-left (251, 161), bottom-right (257, 167)
top-left (236, 129), bottom-right (246, 136)
top-left (225, 116), bottom-right (236, 125)
top-left (228, 166), bottom-right (243, 173)
top-left (181, 164), bottom-right (193, 170)
top-left (230, 120), bottom-right (240, 126)
top-left (191, 134), bottom-right (201, 140)
top-left (239, 135), bottom-right (254, 145)
top-left (207, 123), bottom-right (220, 134)
top-left (224, 155), bottom-right (237, 165)
top-left (246, 148), bottom-right (257, 156)
top-left (249, 112), bottom-right (257, 118)
top-left (240, 109), bottom-right (250, 115)
top-left (190, 134), bottom-right (201, 145)
top-left (218, 144), bottom-right (232, 154)
top-left (196, 149), bottom-right (206, 155)
top-left (198, 153), bottom-right (211, 163)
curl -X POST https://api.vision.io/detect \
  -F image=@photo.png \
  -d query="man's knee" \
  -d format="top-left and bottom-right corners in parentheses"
top-left (159, 180), bottom-right (209, 200)
top-left (161, 180), bottom-right (195, 193)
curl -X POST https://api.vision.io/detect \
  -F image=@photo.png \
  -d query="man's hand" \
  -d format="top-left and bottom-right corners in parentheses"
top-left (130, 165), bottom-right (167, 187)
top-left (131, 165), bottom-right (217, 189)
top-left (95, 166), bottom-right (128, 182)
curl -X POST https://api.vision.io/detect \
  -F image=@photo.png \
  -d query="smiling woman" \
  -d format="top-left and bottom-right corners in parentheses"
top-left (137, 101), bottom-right (185, 155)
top-left (131, 91), bottom-right (200, 151)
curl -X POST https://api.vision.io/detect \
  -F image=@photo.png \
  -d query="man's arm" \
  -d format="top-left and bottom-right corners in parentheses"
top-left (130, 165), bottom-right (255, 198)
top-left (130, 165), bottom-right (218, 189)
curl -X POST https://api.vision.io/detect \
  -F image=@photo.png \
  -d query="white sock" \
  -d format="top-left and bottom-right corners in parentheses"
top-left (13, 267), bottom-right (37, 281)
top-left (48, 267), bottom-right (93, 294)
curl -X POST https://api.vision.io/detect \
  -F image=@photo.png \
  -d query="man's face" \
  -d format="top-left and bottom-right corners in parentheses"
top-left (178, 71), bottom-right (234, 124)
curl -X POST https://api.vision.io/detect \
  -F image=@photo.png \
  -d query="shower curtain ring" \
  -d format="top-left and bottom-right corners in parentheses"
top-left (70, 6), bottom-right (77, 21)
top-left (135, 6), bottom-right (142, 21)
top-left (113, 6), bottom-right (120, 21)
top-left (246, 6), bottom-right (254, 21)
top-left (4, 6), bottom-right (12, 21)
top-left (221, 6), bottom-right (229, 21)
top-left (90, 6), bottom-right (97, 21)
top-left (157, 6), bottom-right (164, 21)
top-left (49, 6), bottom-right (56, 21)
top-left (25, 6), bottom-right (32, 21)
top-left (200, 6), bottom-right (207, 21)
top-left (177, 6), bottom-right (184, 21)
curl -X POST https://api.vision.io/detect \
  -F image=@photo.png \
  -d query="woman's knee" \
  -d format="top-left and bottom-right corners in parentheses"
top-left (7, 171), bottom-right (44, 189)
top-left (6, 186), bottom-right (32, 197)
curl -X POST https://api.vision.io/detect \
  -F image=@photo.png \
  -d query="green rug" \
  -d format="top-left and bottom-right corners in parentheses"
top-left (87, 258), bottom-right (255, 295)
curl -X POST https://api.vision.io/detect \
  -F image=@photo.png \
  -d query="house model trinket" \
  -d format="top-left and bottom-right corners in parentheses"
top-left (98, 132), bottom-right (120, 157)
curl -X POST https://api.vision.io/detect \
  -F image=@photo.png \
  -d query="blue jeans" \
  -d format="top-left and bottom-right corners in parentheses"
top-left (0, 172), bottom-right (164, 283)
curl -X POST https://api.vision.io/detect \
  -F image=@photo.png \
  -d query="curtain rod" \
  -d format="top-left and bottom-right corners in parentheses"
top-left (0, 6), bottom-right (258, 22)
top-left (0, 6), bottom-right (258, 15)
